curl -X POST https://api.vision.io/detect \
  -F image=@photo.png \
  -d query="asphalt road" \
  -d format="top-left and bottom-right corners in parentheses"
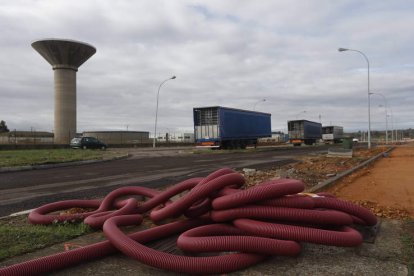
top-left (0, 146), bottom-right (329, 216)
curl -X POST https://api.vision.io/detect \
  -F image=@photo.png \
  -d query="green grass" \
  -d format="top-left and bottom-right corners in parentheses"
top-left (0, 217), bottom-right (93, 260)
top-left (0, 149), bottom-right (109, 167)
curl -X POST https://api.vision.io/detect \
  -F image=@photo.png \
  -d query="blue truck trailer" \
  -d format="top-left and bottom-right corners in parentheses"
top-left (287, 119), bottom-right (322, 146)
top-left (193, 106), bottom-right (271, 149)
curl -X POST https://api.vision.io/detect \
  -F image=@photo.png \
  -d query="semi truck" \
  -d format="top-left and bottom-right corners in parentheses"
top-left (322, 125), bottom-right (344, 144)
top-left (287, 119), bottom-right (322, 146)
top-left (193, 106), bottom-right (271, 149)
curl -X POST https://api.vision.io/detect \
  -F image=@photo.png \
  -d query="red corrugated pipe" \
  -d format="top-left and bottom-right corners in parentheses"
top-left (0, 168), bottom-right (377, 275)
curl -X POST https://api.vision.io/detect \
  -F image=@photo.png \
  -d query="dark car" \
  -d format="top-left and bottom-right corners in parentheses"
top-left (70, 137), bottom-right (107, 150)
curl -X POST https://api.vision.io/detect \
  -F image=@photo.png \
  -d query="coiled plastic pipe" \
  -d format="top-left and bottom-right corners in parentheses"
top-left (234, 219), bottom-right (363, 247)
top-left (0, 218), bottom-right (210, 276)
top-left (313, 196), bottom-right (377, 226)
top-left (103, 215), bottom-right (267, 274)
top-left (177, 224), bottom-right (301, 256)
top-left (0, 168), bottom-right (377, 275)
top-left (211, 205), bottom-right (354, 225)
top-left (212, 178), bottom-right (304, 210)
top-left (28, 186), bottom-right (161, 225)
top-left (150, 172), bottom-right (244, 222)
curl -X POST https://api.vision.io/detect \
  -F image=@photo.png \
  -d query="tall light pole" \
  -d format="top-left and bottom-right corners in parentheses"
top-left (153, 76), bottom-right (176, 148)
top-left (338, 47), bottom-right (371, 149)
top-left (394, 116), bottom-right (399, 142)
top-left (378, 104), bottom-right (388, 144)
top-left (253, 98), bottom-right (266, 111)
top-left (387, 114), bottom-right (393, 142)
top-left (387, 106), bottom-right (395, 142)
top-left (370, 92), bottom-right (388, 144)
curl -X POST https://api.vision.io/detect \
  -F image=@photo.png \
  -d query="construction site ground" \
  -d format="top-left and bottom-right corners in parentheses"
top-left (325, 145), bottom-right (414, 219)
top-left (244, 144), bottom-right (414, 220)
top-left (1, 143), bottom-right (414, 275)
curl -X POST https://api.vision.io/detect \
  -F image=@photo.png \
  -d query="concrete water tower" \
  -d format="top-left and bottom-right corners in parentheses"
top-left (32, 39), bottom-right (96, 144)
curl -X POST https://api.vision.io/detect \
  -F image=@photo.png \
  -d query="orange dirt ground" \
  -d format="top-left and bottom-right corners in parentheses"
top-left (326, 143), bottom-right (414, 219)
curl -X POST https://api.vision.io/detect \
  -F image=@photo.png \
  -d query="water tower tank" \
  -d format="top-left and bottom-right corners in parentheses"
top-left (32, 38), bottom-right (96, 144)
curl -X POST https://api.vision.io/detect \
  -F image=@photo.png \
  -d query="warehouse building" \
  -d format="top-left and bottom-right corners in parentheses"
top-left (82, 131), bottom-right (149, 145)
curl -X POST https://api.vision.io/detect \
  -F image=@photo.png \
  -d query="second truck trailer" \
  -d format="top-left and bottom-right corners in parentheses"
top-left (287, 119), bottom-right (322, 146)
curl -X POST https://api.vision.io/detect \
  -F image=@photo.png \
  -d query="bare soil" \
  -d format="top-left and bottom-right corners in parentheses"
top-left (283, 147), bottom-right (386, 188)
top-left (242, 144), bottom-right (414, 220)
top-left (242, 146), bottom-right (387, 190)
top-left (325, 144), bottom-right (414, 220)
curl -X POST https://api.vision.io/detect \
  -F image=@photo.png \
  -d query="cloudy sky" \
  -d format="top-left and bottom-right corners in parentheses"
top-left (1, 1), bottom-right (413, 135)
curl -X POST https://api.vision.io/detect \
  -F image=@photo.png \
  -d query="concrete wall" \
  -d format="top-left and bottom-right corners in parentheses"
top-left (0, 136), bottom-right (53, 144)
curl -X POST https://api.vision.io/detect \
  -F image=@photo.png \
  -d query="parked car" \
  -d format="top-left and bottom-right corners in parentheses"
top-left (70, 137), bottom-right (107, 150)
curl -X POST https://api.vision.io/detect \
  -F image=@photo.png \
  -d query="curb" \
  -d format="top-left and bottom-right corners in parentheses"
top-left (307, 147), bottom-right (395, 193)
top-left (0, 154), bottom-right (131, 174)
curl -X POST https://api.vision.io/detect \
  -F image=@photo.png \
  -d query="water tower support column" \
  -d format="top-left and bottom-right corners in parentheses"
top-left (54, 68), bottom-right (77, 144)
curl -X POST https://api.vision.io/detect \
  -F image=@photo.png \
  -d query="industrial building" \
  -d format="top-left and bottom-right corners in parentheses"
top-left (82, 131), bottom-right (149, 145)
top-left (155, 133), bottom-right (194, 143)
top-left (0, 131), bottom-right (53, 144)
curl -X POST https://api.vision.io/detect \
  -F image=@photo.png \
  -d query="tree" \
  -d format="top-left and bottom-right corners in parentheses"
top-left (0, 120), bottom-right (9, 133)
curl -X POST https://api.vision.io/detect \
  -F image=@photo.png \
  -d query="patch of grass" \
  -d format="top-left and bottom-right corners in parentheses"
top-left (0, 216), bottom-right (93, 261)
top-left (0, 149), bottom-right (109, 167)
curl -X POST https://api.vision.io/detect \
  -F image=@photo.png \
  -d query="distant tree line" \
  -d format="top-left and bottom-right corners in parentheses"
top-left (349, 128), bottom-right (414, 139)
top-left (0, 120), bottom-right (9, 133)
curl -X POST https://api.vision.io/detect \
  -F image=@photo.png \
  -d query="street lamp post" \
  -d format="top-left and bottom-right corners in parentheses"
top-left (387, 114), bottom-right (393, 142)
top-left (387, 106), bottom-right (395, 143)
top-left (253, 98), bottom-right (266, 111)
top-left (338, 47), bottom-right (371, 149)
top-left (153, 76), bottom-right (176, 148)
top-left (370, 92), bottom-right (388, 144)
top-left (394, 115), bottom-right (399, 142)
top-left (378, 104), bottom-right (388, 144)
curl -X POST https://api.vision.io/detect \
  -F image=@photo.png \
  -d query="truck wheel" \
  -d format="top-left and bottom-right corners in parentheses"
top-left (304, 140), bottom-right (313, 146)
top-left (82, 145), bottom-right (87, 150)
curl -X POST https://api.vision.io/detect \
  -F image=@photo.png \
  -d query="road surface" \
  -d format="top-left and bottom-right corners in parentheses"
top-left (0, 146), bottom-right (328, 216)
